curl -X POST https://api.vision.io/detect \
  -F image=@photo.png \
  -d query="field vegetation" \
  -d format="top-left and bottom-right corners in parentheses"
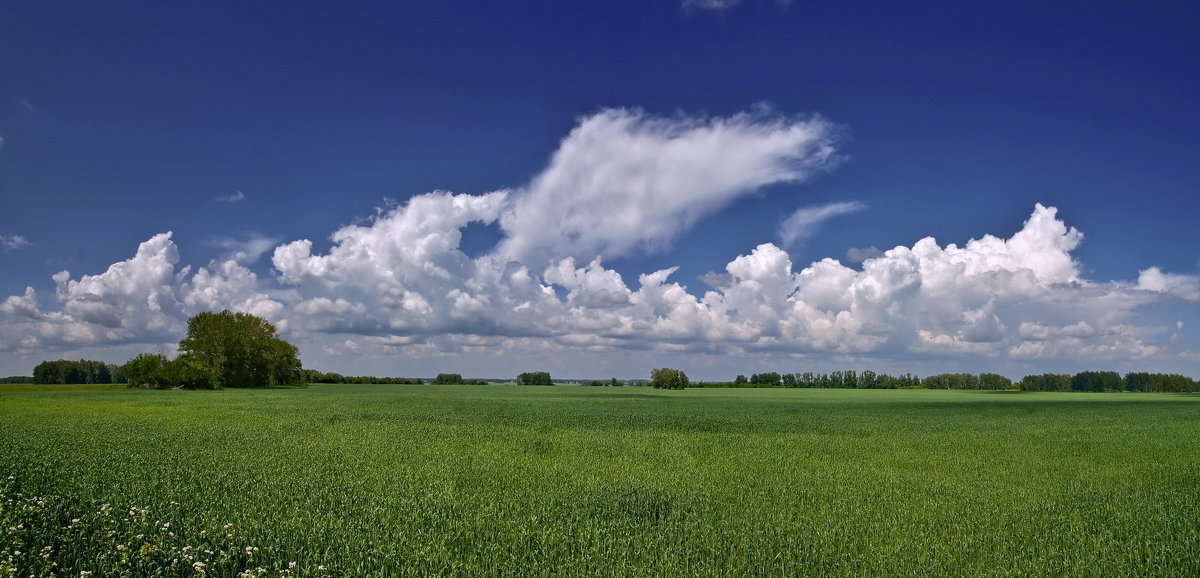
top-left (2, 384), bottom-right (1197, 576)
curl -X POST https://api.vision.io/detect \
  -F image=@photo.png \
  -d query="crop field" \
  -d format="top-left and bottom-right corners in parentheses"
top-left (1, 384), bottom-right (1198, 576)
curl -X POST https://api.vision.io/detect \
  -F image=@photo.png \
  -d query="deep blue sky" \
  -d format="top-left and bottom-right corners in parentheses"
top-left (2, 1), bottom-right (1198, 379)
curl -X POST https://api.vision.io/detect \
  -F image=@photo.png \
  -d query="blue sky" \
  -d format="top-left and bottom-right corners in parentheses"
top-left (1, 1), bottom-right (1198, 380)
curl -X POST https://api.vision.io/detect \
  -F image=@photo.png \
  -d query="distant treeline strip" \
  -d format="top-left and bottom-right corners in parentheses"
top-left (301, 370), bottom-right (425, 384)
top-left (693, 370), bottom-right (1198, 392)
top-left (32, 359), bottom-right (127, 385)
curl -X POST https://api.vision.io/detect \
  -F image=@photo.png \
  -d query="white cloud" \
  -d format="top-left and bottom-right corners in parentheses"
top-left (495, 107), bottom-right (839, 267)
top-left (216, 191), bottom-right (246, 203)
top-left (1, 234), bottom-right (31, 251)
top-left (778, 201), bottom-right (867, 248)
top-left (1137, 267), bottom-right (1200, 302)
top-left (0, 233), bottom-right (281, 352)
top-left (0, 105), bottom-right (1194, 377)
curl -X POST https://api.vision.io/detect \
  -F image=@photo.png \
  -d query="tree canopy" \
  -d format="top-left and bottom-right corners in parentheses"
top-left (650, 368), bottom-right (689, 390)
top-left (517, 371), bottom-right (552, 385)
top-left (176, 310), bottom-right (302, 388)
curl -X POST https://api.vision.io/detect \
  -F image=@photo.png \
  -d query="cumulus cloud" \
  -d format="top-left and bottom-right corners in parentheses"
top-left (778, 201), bottom-right (867, 248)
top-left (1137, 267), bottom-right (1200, 302)
top-left (1, 234), bottom-right (31, 251)
top-left (1, 104), bottom-right (1195, 375)
top-left (494, 107), bottom-right (840, 267)
top-left (216, 191), bottom-right (246, 203)
top-left (0, 233), bottom-right (280, 352)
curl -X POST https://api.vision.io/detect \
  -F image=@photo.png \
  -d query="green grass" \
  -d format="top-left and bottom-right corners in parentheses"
top-left (2, 385), bottom-right (1198, 576)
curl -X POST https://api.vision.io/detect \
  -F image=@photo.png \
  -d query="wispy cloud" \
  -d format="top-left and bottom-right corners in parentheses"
top-left (0, 234), bottom-right (31, 252)
top-left (206, 233), bottom-right (282, 265)
top-left (683, 0), bottom-right (791, 11)
top-left (496, 107), bottom-right (840, 267)
top-left (684, 0), bottom-right (742, 10)
top-left (216, 191), bottom-right (246, 203)
top-left (778, 201), bottom-right (868, 248)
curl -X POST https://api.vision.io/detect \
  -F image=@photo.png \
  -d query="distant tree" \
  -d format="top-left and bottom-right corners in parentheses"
top-left (610, 378), bottom-right (620, 387)
top-left (516, 371), bottom-right (553, 385)
top-left (432, 373), bottom-right (465, 385)
top-left (177, 310), bottom-right (302, 388)
top-left (1072, 371), bottom-right (1122, 393)
top-left (650, 368), bottom-right (689, 390)
top-left (979, 373), bottom-right (1013, 390)
top-left (32, 359), bottom-right (124, 385)
top-left (1021, 373), bottom-right (1073, 392)
top-left (733, 374), bottom-right (748, 385)
top-left (750, 372), bottom-right (782, 387)
top-left (122, 353), bottom-right (171, 388)
top-left (0, 376), bottom-right (34, 384)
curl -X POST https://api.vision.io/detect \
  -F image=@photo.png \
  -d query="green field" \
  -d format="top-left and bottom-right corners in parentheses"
top-left (2, 385), bottom-right (1198, 576)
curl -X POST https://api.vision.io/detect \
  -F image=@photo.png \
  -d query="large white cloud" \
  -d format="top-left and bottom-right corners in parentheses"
top-left (494, 108), bottom-right (839, 267)
top-left (0, 233), bottom-right (282, 352)
top-left (1, 106), bottom-right (1195, 377)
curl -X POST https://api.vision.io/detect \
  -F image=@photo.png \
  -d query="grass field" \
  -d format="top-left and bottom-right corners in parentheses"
top-left (2, 384), bottom-right (1198, 576)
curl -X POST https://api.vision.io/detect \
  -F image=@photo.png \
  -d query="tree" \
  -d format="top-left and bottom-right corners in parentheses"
top-left (517, 371), bottom-right (553, 385)
top-left (650, 368), bottom-right (689, 390)
top-left (177, 310), bottom-right (303, 388)
top-left (432, 373), bottom-right (465, 385)
top-left (750, 372), bottom-right (782, 387)
top-left (122, 353), bottom-right (170, 388)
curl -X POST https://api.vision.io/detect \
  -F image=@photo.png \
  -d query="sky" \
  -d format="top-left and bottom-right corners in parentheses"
top-left (1, 1), bottom-right (1198, 380)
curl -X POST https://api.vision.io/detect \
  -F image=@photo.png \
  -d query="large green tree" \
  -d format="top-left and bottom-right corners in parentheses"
top-left (177, 310), bottom-right (302, 388)
top-left (650, 368), bottom-right (689, 390)
top-left (517, 371), bottom-right (552, 385)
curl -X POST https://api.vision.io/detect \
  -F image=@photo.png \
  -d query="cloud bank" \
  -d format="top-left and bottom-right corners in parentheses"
top-left (1, 108), bottom-right (1196, 375)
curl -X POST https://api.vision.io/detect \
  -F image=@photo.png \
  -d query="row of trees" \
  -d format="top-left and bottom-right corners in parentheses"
top-left (688, 369), bottom-right (1198, 392)
top-left (301, 370), bottom-right (424, 384)
top-left (1020, 371), bottom-right (1197, 393)
top-left (32, 359), bottom-right (126, 385)
top-left (704, 370), bottom-right (924, 389)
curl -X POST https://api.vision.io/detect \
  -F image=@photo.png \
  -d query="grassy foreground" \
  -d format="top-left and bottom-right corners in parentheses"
top-left (1, 385), bottom-right (1198, 576)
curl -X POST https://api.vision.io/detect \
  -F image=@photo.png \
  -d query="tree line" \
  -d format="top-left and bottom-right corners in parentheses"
top-left (32, 359), bottom-right (127, 385)
top-left (688, 370), bottom-right (1198, 392)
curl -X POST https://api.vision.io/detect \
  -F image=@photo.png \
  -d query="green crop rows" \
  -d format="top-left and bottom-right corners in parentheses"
top-left (2, 385), bottom-right (1197, 576)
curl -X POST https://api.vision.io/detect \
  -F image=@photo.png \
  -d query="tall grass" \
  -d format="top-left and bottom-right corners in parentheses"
top-left (2, 385), bottom-right (1197, 575)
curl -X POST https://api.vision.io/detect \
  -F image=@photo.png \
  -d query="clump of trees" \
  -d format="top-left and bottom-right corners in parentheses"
top-left (123, 310), bottom-right (303, 389)
top-left (430, 373), bottom-right (489, 385)
top-left (517, 371), bottom-right (553, 385)
top-left (650, 368), bottom-right (689, 390)
top-left (32, 359), bottom-right (125, 385)
top-left (123, 353), bottom-right (220, 389)
top-left (0, 375), bottom-right (34, 384)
